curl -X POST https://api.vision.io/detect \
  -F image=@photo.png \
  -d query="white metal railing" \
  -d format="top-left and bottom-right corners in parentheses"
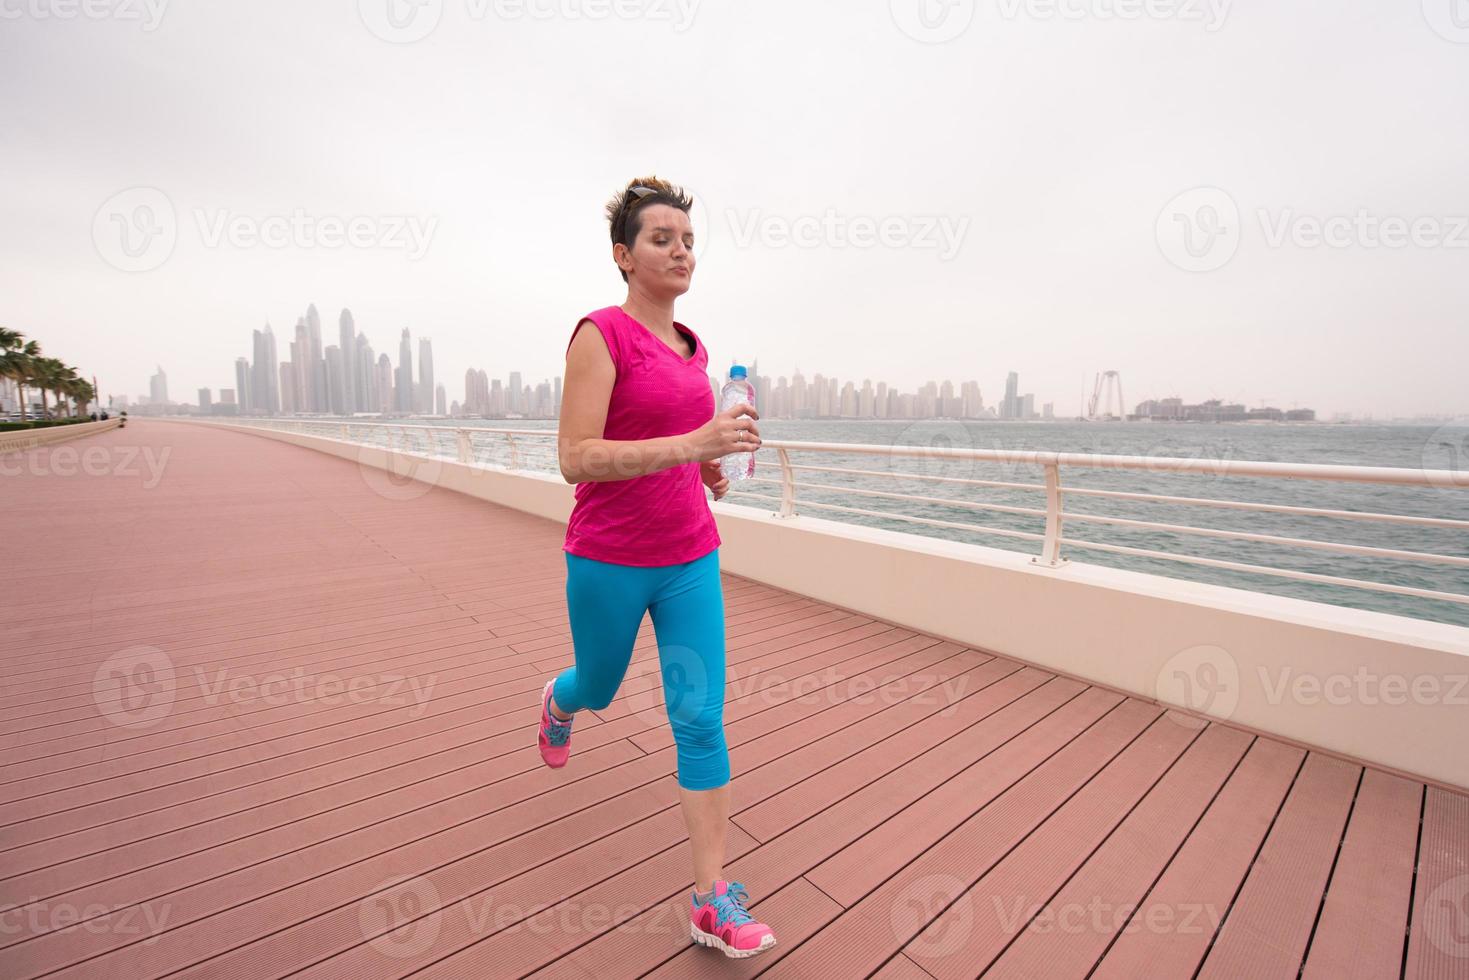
top-left (215, 417), bottom-right (1469, 611)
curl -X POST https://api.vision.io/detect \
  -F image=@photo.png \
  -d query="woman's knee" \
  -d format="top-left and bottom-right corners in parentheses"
top-left (672, 714), bottom-right (726, 751)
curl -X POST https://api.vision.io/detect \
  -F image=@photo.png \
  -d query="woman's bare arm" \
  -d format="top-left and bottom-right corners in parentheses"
top-left (557, 318), bottom-right (698, 484)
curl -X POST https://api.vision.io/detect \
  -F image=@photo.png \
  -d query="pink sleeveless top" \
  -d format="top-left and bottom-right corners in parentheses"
top-left (562, 306), bottom-right (721, 566)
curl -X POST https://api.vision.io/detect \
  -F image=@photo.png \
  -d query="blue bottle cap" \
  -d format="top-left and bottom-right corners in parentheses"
top-left (729, 365), bottom-right (747, 379)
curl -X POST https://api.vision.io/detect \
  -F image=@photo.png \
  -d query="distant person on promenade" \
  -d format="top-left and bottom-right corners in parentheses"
top-left (536, 176), bottom-right (774, 958)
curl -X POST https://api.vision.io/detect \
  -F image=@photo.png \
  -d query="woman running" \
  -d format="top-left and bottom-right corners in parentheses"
top-left (538, 176), bottom-right (775, 958)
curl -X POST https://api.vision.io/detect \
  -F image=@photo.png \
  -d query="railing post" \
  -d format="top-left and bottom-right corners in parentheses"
top-left (455, 429), bottom-right (472, 464)
top-left (505, 432), bottom-right (520, 470)
top-left (776, 448), bottom-right (797, 518)
top-left (1030, 461), bottom-right (1068, 568)
top-left (339, 423), bottom-right (349, 441)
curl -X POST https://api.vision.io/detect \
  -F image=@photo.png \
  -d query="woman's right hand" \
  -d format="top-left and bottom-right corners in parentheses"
top-left (689, 403), bottom-right (762, 462)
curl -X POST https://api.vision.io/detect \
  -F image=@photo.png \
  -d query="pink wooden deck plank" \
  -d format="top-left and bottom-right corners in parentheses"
top-left (983, 723), bottom-right (1253, 978)
top-left (1302, 767), bottom-right (1422, 979)
top-left (1405, 786), bottom-right (1469, 979)
top-left (895, 711), bottom-right (1206, 979)
top-left (1197, 752), bottom-right (1361, 979)
top-left (1089, 718), bottom-right (1305, 978)
top-left (752, 699), bottom-right (1166, 979)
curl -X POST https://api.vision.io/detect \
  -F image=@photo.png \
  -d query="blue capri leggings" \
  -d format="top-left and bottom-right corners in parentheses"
top-left (552, 547), bottom-right (730, 791)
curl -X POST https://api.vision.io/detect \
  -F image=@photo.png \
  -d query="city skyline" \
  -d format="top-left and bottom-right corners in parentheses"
top-left (112, 304), bottom-right (1348, 425)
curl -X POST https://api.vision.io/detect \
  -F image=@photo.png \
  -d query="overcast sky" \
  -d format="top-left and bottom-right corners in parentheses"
top-left (3, 0), bottom-right (1466, 418)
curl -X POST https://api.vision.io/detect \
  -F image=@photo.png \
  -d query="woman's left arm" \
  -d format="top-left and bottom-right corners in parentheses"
top-left (700, 459), bottom-right (729, 501)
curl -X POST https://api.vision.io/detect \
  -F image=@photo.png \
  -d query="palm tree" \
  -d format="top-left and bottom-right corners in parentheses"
top-left (70, 377), bottom-right (97, 417)
top-left (0, 335), bottom-right (40, 422)
top-left (0, 328), bottom-right (22, 415)
top-left (30, 357), bottom-right (63, 420)
top-left (1, 332), bottom-right (96, 422)
top-left (52, 363), bottom-right (81, 416)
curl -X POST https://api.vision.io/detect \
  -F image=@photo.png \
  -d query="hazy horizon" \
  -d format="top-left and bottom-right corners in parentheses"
top-left (4, 1), bottom-right (1467, 419)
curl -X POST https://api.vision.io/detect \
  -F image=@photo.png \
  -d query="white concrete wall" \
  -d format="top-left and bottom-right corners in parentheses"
top-left (170, 419), bottom-right (1469, 790)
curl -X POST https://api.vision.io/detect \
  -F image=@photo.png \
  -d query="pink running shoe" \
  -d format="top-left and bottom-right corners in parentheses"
top-left (538, 679), bottom-right (573, 768)
top-left (690, 880), bottom-right (776, 958)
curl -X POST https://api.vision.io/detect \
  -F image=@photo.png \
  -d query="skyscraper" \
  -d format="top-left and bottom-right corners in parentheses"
top-left (234, 357), bottom-right (251, 414)
top-left (339, 309), bottom-right (357, 414)
top-left (290, 322), bottom-right (309, 415)
top-left (325, 345), bottom-right (346, 415)
top-left (418, 337), bottom-right (434, 415)
top-left (1003, 371), bottom-right (1019, 420)
top-left (396, 329), bottom-right (414, 413)
top-left (306, 303), bottom-right (325, 412)
top-left (252, 325), bottom-right (280, 415)
top-left (355, 333), bottom-right (376, 415)
top-left (149, 366), bottom-right (168, 404)
top-left (376, 353), bottom-right (394, 414)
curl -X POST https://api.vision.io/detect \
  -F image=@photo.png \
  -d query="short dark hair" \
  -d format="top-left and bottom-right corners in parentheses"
top-left (605, 176), bottom-right (693, 283)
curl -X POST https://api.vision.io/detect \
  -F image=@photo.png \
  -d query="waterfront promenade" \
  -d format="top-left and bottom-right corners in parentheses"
top-left (1, 420), bottom-right (1464, 979)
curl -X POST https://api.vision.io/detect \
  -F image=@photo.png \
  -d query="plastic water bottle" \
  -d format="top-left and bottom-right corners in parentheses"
top-left (719, 364), bottom-right (756, 483)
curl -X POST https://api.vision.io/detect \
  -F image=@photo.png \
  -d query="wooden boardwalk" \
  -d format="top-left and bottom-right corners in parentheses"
top-left (1, 419), bottom-right (1465, 979)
